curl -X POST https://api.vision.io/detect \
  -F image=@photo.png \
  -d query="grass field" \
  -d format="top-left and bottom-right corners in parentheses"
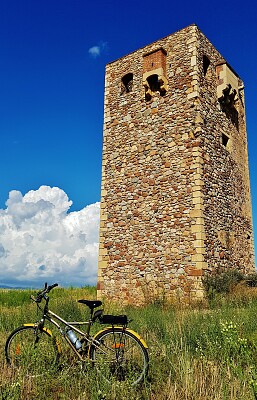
top-left (1, 285), bottom-right (257, 399)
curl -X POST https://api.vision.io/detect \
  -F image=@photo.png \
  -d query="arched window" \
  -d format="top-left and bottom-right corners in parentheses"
top-left (121, 73), bottom-right (133, 94)
top-left (147, 74), bottom-right (160, 93)
top-left (144, 74), bottom-right (167, 101)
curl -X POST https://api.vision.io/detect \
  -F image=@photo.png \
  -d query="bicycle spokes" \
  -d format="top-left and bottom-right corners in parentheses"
top-left (90, 328), bottom-right (149, 386)
top-left (6, 326), bottom-right (60, 376)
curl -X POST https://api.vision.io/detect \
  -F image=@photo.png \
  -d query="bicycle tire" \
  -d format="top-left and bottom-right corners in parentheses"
top-left (89, 327), bottom-right (149, 386)
top-left (5, 325), bottom-right (60, 375)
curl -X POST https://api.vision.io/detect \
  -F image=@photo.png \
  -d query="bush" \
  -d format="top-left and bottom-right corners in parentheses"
top-left (245, 273), bottom-right (257, 288)
top-left (203, 269), bottom-right (257, 301)
top-left (202, 269), bottom-right (245, 299)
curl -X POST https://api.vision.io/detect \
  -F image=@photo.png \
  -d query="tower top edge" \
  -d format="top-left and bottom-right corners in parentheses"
top-left (106, 23), bottom-right (200, 66)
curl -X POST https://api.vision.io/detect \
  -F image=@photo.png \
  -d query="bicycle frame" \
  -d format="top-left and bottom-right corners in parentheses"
top-left (32, 298), bottom-right (100, 360)
top-left (29, 301), bottom-right (148, 364)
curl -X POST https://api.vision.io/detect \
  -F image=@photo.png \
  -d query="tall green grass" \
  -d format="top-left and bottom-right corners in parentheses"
top-left (1, 286), bottom-right (257, 399)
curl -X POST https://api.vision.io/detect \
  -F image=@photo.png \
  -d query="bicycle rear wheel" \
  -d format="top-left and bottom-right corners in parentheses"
top-left (5, 325), bottom-right (60, 375)
top-left (89, 327), bottom-right (149, 386)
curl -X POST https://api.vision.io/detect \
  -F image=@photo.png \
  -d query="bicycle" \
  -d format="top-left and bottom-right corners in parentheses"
top-left (5, 283), bottom-right (149, 386)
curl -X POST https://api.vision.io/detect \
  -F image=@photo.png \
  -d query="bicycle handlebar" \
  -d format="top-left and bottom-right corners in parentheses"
top-left (31, 282), bottom-right (58, 303)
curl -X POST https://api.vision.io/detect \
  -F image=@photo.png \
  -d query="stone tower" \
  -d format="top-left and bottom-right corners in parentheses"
top-left (97, 24), bottom-right (255, 304)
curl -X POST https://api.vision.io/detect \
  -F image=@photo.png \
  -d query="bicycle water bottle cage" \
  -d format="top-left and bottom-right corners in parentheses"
top-left (78, 300), bottom-right (102, 310)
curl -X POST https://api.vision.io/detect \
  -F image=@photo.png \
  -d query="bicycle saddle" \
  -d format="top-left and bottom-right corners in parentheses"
top-left (78, 299), bottom-right (102, 309)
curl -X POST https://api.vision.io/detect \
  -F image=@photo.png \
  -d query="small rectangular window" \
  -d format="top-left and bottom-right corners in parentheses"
top-left (203, 55), bottom-right (210, 77)
top-left (222, 133), bottom-right (230, 148)
top-left (121, 73), bottom-right (133, 94)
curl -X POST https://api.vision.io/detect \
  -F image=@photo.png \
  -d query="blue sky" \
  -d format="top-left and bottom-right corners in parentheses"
top-left (0, 0), bottom-right (256, 286)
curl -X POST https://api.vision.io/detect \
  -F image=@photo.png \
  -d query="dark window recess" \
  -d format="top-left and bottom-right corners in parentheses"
top-left (222, 133), bottom-right (229, 147)
top-left (121, 73), bottom-right (133, 94)
top-left (147, 74), bottom-right (160, 92)
top-left (146, 74), bottom-right (166, 96)
top-left (219, 84), bottom-right (239, 130)
top-left (203, 55), bottom-right (210, 76)
top-left (224, 106), bottom-right (239, 130)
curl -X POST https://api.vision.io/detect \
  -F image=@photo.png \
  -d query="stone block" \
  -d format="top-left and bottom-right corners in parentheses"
top-left (192, 190), bottom-right (202, 198)
top-left (192, 254), bottom-right (205, 262)
top-left (192, 196), bottom-right (204, 205)
top-left (190, 209), bottom-right (203, 218)
top-left (98, 261), bottom-right (108, 269)
top-left (193, 239), bottom-right (205, 248)
top-left (191, 224), bottom-right (205, 234)
top-left (187, 91), bottom-right (199, 99)
top-left (191, 55), bottom-right (197, 66)
top-left (195, 232), bottom-right (206, 240)
top-left (188, 268), bottom-right (203, 276)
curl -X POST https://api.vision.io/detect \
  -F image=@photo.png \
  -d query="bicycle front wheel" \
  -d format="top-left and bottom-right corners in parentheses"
top-left (89, 327), bottom-right (149, 386)
top-left (5, 325), bottom-right (60, 375)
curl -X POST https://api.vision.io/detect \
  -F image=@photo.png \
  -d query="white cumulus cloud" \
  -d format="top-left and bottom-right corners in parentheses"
top-left (0, 186), bottom-right (100, 288)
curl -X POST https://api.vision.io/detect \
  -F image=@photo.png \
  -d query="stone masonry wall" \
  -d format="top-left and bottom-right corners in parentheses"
top-left (97, 24), bottom-right (255, 305)
top-left (196, 31), bottom-right (254, 274)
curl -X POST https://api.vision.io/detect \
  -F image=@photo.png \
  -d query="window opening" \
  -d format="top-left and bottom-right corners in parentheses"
top-left (203, 55), bottom-right (210, 77)
top-left (144, 74), bottom-right (167, 101)
top-left (222, 133), bottom-right (229, 148)
top-left (219, 84), bottom-right (239, 129)
top-left (224, 107), bottom-right (239, 130)
top-left (217, 64), bottom-right (240, 130)
top-left (147, 74), bottom-right (160, 93)
top-left (121, 73), bottom-right (133, 94)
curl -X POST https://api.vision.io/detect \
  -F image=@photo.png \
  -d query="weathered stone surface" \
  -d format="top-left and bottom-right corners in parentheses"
top-left (97, 24), bottom-right (255, 305)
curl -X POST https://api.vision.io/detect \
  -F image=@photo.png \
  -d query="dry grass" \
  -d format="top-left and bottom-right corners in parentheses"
top-left (1, 286), bottom-right (257, 399)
